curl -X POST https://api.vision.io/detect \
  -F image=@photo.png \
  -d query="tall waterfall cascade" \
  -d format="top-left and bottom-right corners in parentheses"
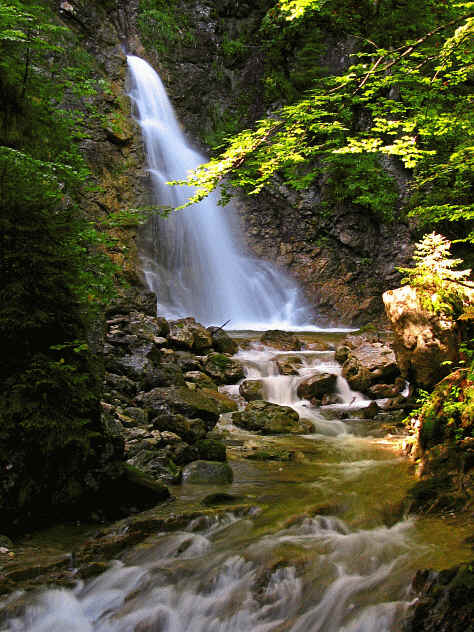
top-left (127, 55), bottom-right (317, 330)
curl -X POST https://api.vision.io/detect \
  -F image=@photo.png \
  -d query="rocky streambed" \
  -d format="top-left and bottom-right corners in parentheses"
top-left (0, 300), bottom-right (473, 630)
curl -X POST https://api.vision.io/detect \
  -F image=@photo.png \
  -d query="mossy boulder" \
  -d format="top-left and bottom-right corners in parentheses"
top-left (168, 318), bottom-right (213, 353)
top-left (232, 401), bottom-right (313, 435)
top-left (207, 327), bottom-right (238, 354)
top-left (138, 386), bottom-right (221, 428)
top-left (239, 379), bottom-right (264, 402)
top-left (203, 353), bottom-right (245, 384)
top-left (184, 371), bottom-right (218, 390)
top-left (196, 439), bottom-right (227, 462)
top-left (152, 412), bottom-right (207, 443)
top-left (182, 460), bottom-right (233, 484)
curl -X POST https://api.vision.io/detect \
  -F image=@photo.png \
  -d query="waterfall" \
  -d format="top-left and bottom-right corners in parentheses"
top-left (127, 55), bottom-right (315, 330)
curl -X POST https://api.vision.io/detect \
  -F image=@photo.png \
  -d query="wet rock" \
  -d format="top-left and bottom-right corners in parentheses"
top-left (207, 327), bottom-right (238, 354)
top-left (152, 412), bottom-right (207, 444)
top-left (184, 371), bottom-right (218, 390)
top-left (182, 460), bottom-right (233, 484)
top-left (120, 465), bottom-right (170, 507)
top-left (297, 373), bottom-right (337, 400)
top-left (127, 451), bottom-right (181, 484)
top-left (380, 395), bottom-right (410, 411)
top-left (168, 318), bottom-right (213, 353)
top-left (196, 439), bottom-right (227, 462)
top-left (232, 401), bottom-right (313, 435)
top-left (276, 356), bottom-right (303, 376)
top-left (359, 401), bottom-right (379, 419)
top-left (239, 379), bottom-right (265, 402)
top-left (383, 285), bottom-right (465, 388)
top-left (404, 562), bottom-right (474, 632)
top-left (203, 353), bottom-right (245, 385)
top-left (335, 345), bottom-right (351, 364)
top-left (260, 330), bottom-right (302, 351)
top-left (368, 380), bottom-right (404, 399)
top-left (167, 441), bottom-right (199, 466)
top-left (137, 386), bottom-right (221, 428)
top-left (201, 493), bottom-right (242, 506)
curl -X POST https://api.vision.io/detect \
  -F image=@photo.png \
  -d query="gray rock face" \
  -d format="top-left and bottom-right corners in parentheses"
top-left (261, 330), bottom-right (302, 351)
top-left (297, 373), bottom-right (337, 400)
top-left (232, 401), bottom-right (313, 435)
top-left (182, 460), bottom-right (233, 484)
top-left (203, 353), bottom-right (245, 384)
top-left (239, 379), bottom-right (264, 402)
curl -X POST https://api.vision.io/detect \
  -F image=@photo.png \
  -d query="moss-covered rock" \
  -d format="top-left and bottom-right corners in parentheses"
top-left (138, 386), bottom-right (221, 428)
top-left (203, 353), bottom-right (245, 384)
top-left (232, 401), bottom-right (313, 435)
top-left (196, 439), bottom-right (227, 462)
top-left (239, 379), bottom-right (265, 401)
top-left (182, 460), bottom-right (233, 484)
top-left (207, 327), bottom-right (238, 354)
top-left (404, 562), bottom-right (474, 632)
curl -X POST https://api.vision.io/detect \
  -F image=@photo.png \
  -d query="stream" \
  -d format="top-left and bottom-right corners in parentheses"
top-left (2, 335), bottom-right (472, 632)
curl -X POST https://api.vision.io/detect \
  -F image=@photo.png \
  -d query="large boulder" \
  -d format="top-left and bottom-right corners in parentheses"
top-left (261, 330), bottom-right (302, 351)
top-left (168, 318), bottom-right (213, 353)
top-left (232, 401), bottom-right (313, 435)
top-left (182, 460), bottom-right (233, 484)
top-left (239, 379), bottom-right (265, 402)
top-left (137, 386), bottom-right (221, 428)
top-left (203, 353), bottom-right (245, 384)
top-left (207, 327), bottom-right (238, 355)
top-left (297, 373), bottom-right (337, 400)
top-left (383, 285), bottom-right (462, 388)
top-left (341, 340), bottom-right (399, 394)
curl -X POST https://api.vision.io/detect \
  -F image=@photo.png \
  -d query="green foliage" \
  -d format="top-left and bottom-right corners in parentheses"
top-left (0, 0), bottom-right (123, 527)
top-left (398, 232), bottom-right (473, 317)
top-left (172, 1), bottom-right (473, 242)
top-left (138, 0), bottom-right (194, 56)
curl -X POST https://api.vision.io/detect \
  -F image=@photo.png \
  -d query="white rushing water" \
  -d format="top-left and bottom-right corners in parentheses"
top-left (2, 342), bottom-right (436, 632)
top-left (222, 344), bottom-right (373, 437)
top-left (127, 55), bottom-right (319, 330)
top-left (4, 511), bottom-right (415, 632)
